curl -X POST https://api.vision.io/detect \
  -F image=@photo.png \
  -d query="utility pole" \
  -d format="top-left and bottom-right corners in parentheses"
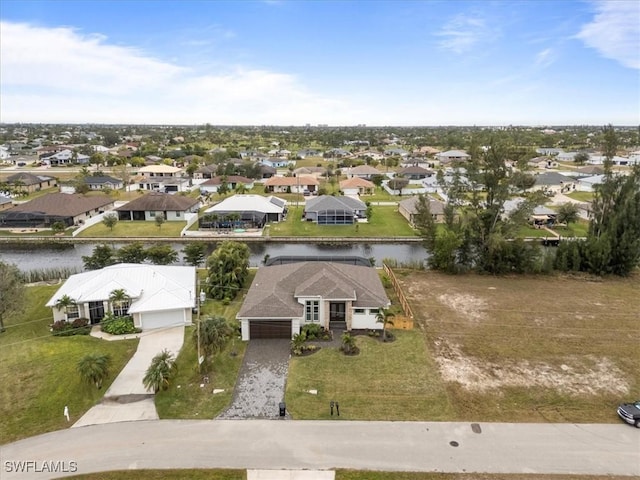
top-left (197, 284), bottom-right (206, 373)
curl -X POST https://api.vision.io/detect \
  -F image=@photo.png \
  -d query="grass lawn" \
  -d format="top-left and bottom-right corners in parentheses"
top-left (287, 329), bottom-right (451, 420)
top-left (78, 220), bottom-right (186, 237)
top-left (566, 191), bottom-right (594, 202)
top-left (516, 226), bottom-right (553, 238)
top-left (0, 285), bottom-right (138, 443)
top-left (153, 270), bottom-right (255, 419)
top-left (554, 220), bottom-right (589, 237)
top-left (268, 206), bottom-right (417, 237)
top-left (393, 270), bottom-right (640, 423)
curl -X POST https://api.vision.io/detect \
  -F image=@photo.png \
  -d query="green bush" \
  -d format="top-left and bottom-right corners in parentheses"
top-left (51, 318), bottom-right (91, 336)
top-left (101, 315), bottom-right (140, 335)
top-left (301, 323), bottom-right (323, 340)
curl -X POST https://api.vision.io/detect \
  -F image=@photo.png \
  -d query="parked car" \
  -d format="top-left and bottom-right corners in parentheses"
top-left (617, 400), bottom-right (640, 427)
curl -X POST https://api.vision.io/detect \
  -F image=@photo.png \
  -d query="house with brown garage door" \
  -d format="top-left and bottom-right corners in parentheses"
top-left (236, 261), bottom-right (390, 340)
top-left (115, 192), bottom-right (200, 221)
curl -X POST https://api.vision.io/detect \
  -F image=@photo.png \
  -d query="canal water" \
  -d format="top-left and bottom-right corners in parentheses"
top-left (0, 241), bottom-right (428, 271)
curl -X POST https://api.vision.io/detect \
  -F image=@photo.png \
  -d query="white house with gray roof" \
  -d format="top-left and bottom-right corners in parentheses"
top-left (236, 262), bottom-right (390, 340)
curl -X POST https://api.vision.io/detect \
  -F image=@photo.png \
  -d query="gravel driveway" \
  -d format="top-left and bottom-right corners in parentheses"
top-left (218, 339), bottom-right (291, 419)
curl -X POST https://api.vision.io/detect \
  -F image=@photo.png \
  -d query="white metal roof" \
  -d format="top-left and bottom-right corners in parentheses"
top-left (204, 194), bottom-right (286, 214)
top-left (46, 264), bottom-right (196, 313)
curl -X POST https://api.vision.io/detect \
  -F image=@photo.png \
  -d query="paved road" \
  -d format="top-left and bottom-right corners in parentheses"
top-left (2, 420), bottom-right (638, 479)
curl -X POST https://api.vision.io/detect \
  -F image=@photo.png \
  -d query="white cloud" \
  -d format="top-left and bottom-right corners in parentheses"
top-left (576, 0), bottom-right (640, 69)
top-left (534, 48), bottom-right (555, 68)
top-left (435, 14), bottom-right (492, 54)
top-left (0, 21), bottom-right (351, 124)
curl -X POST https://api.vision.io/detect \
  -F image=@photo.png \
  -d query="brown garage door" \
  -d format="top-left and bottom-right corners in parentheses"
top-left (249, 320), bottom-right (291, 339)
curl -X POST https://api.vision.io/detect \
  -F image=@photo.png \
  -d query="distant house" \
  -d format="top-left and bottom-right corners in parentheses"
top-left (435, 150), bottom-right (470, 164)
top-left (533, 172), bottom-right (575, 194)
top-left (5, 172), bottom-right (56, 193)
top-left (293, 166), bottom-right (326, 178)
top-left (199, 176), bottom-right (254, 194)
top-left (503, 198), bottom-right (558, 226)
top-left (346, 165), bottom-right (381, 179)
top-left (355, 150), bottom-right (384, 161)
top-left (304, 195), bottom-right (367, 224)
top-left (398, 196), bottom-right (446, 225)
top-left (115, 192), bottom-right (199, 221)
top-left (324, 148), bottom-right (351, 158)
top-left (384, 148), bottom-right (410, 157)
top-left (194, 165), bottom-right (218, 179)
top-left (527, 157), bottom-right (558, 169)
top-left (297, 149), bottom-right (323, 159)
top-left (236, 262), bottom-right (390, 340)
top-left (201, 194), bottom-right (286, 229)
top-left (0, 193), bottom-right (114, 228)
top-left (339, 177), bottom-right (375, 196)
top-left (46, 264), bottom-right (196, 329)
top-left (0, 195), bottom-right (12, 211)
top-left (576, 174), bottom-right (605, 192)
top-left (397, 166), bottom-right (434, 180)
top-left (137, 165), bottom-right (187, 192)
top-left (41, 149), bottom-right (90, 165)
top-left (536, 148), bottom-right (564, 156)
top-left (573, 166), bottom-right (604, 177)
top-left (259, 165), bottom-right (277, 179)
top-left (84, 176), bottom-right (124, 191)
top-left (259, 158), bottom-right (295, 168)
top-left (264, 175), bottom-right (319, 194)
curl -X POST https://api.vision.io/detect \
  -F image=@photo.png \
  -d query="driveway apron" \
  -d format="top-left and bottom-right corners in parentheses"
top-left (218, 339), bottom-right (291, 419)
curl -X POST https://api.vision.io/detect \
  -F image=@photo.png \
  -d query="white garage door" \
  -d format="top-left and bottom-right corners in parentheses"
top-left (140, 309), bottom-right (184, 329)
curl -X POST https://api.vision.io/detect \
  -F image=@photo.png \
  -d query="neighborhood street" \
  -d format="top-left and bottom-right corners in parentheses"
top-left (2, 420), bottom-right (638, 479)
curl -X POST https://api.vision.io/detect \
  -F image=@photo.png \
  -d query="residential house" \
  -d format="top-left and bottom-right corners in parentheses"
top-left (46, 263), bottom-right (196, 329)
top-left (41, 149), bottom-right (90, 165)
top-left (339, 177), bottom-right (375, 196)
top-left (5, 172), bottom-right (56, 193)
top-left (435, 150), bottom-right (470, 164)
top-left (304, 195), bottom-right (367, 224)
top-left (503, 198), bottom-right (557, 226)
top-left (137, 165), bottom-right (188, 192)
top-left (293, 166), bottom-right (326, 178)
top-left (397, 166), bottom-right (435, 180)
top-left (236, 261), bottom-right (390, 340)
top-left (384, 148), bottom-right (410, 157)
top-left (259, 165), bottom-right (277, 179)
top-left (115, 192), bottom-right (199, 221)
top-left (576, 174), bottom-right (605, 192)
top-left (259, 158), bottom-right (295, 168)
top-left (398, 196), bottom-right (446, 225)
top-left (194, 165), bottom-right (218, 179)
top-left (84, 176), bottom-right (124, 191)
top-left (346, 165), bottom-right (381, 179)
top-left (0, 195), bottom-right (12, 211)
top-left (0, 193), bottom-right (114, 228)
top-left (527, 157), bottom-right (559, 169)
top-left (355, 150), bottom-right (385, 162)
top-left (573, 166), bottom-right (604, 177)
top-left (199, 176), bottom-right (254, 194)
top-left (536, 148), bottom-right (564, 156)
top-left (200, 194), bottom-right (286, 229)
top-left (296, 148), bottom-right (323, 159)
top-left (264, 175), bottom-right (319, 194)
top-left (532, 172), bottom-right (575, 194)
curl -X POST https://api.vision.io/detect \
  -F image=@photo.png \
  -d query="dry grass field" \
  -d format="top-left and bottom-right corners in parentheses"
top-left (394, 270), bottom-right (640, 423)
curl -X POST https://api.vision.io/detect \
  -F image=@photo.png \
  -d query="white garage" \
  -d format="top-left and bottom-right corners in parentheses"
top-left (137, 309), bottom-right (190, 330)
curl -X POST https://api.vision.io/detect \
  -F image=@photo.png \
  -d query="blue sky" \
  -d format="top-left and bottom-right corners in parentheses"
top-left (1, 0), bottom-right (638, 125)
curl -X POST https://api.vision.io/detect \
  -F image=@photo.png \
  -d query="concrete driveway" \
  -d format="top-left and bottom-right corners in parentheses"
top-left (73, 326), bottom-right (185, 427)
top-left (218, 339), bottom-right (291, 419)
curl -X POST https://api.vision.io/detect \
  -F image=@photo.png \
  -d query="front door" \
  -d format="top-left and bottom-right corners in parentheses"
top-left (88, 301), bottom-right (105, 324)
top-left (329, 302), bottom-right (346, 322)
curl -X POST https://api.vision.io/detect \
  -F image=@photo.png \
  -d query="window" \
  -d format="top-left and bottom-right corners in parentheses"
top-left (113, 301), bottom-right (130, 317)
top-left (176, 211), bottom-right (181, 217)
top-left (149, 211), bottom-right (156, 217)
top-left (369, 308), bottom-right (379, 315)
top-left (305, 300), bottom-right (319, 323)
top-left (354, 308), bottom-right (365, 314)
top-left (67, 305), bottom-right (80, 320)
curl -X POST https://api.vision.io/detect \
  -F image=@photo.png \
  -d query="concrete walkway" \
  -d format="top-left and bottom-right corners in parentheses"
top-left (73, 326), bottom-right (185, 428)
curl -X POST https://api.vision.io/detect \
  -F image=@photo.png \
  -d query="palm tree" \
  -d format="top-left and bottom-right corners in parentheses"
top-left (143, 349), bottom-right (177, 393)
top-left (54, 294), bottom-right (77, 321)
top-left (340, 332), bottom-right (358, 355)
top-left (375, 307), bottom-right (395, 342)
top-left (235, 183), bottom-right (248, 195)
top-left (108, 288), bottom-right (130, 316)
top-left (193, 315), bottom-right (232, 359)
top-left (77, 353), bottom-right (111, 389)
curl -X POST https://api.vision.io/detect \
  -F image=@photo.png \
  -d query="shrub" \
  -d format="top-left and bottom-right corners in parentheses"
top-left (340, 332), bottom-right (360, 356)
top-left (101, 315), bottom-right (139, 335)
top-left (51, 318), bottom-right (91, 336)
top-left (301, 323), bottom-right (323, 340)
